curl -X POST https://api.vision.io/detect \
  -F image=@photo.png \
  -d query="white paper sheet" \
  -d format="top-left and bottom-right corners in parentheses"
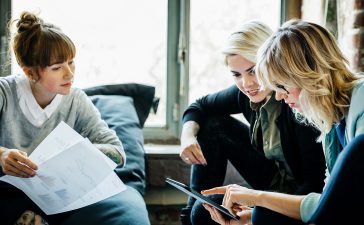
top-left (0, 121), bottom-right (126, 215)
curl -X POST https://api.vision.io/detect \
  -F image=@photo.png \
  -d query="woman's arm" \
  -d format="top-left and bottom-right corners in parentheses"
top-left (179, 121), bottom-right (207, 165)
top-left (182, 85), bottom-right (249, 126)
top-left (93, 144), bottom-right (124, 166)
top-left (73, 90), bottom-right (125, 166)
top-left (203, 185), bottom-right (305, 220)
top-left (256, 190), bottom-right (304, 219)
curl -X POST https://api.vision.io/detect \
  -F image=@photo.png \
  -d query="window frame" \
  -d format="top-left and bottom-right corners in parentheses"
top-left (0, 0), bottom-right (287, 143)
top-left (143, 0), bottom-right (189, 143)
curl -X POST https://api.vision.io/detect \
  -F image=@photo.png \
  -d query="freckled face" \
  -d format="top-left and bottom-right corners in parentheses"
top-left (227, 55), bottom-right (272, 103)
top-left (37, 59), bottom-right (75, 96)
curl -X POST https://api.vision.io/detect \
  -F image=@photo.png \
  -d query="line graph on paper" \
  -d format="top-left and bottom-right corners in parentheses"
top-left (75, 158), bottom-right (98, 187)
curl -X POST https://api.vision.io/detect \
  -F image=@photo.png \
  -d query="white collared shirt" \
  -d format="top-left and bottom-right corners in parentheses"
top-left (15, 75), bottom-right (63, 127)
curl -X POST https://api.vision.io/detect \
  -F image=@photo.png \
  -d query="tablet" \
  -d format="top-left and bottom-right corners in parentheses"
top-left (165, 178), bottom-right (240, 220)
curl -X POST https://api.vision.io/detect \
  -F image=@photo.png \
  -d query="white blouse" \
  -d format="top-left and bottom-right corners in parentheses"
top-left (15, 75), bottom-right (63, 127)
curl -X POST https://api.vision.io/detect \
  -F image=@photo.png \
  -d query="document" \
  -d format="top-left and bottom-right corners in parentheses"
top-left (0, 121), bottom-right (126, 215)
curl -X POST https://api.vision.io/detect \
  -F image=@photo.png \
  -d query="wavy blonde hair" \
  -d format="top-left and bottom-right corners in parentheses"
top-left (256, 19), bottom-right (362, 137)
top-left (222, 21), bottom-right (273, 64)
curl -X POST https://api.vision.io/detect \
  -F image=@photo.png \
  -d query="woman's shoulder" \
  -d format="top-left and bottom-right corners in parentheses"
top-left (0, 75), bottom-right (18, 86)
top-left (352, 80), bottom-right (364, 96)
top-left (346, 80), bottom-right (364, 139)
top-left (67, 87), bottom-right (93, 107)
top-left (69, 87), bottom-right (87, 98)
top-left (0, 75), bottom-right (20, 94)
top-left (349, 81), bottom-right (364, 111)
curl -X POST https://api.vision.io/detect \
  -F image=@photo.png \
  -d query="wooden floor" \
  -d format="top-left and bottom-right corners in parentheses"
top-left (145, 186), bottom-right (187, 225)
top-left (147, 204), bottom-right (183, 225)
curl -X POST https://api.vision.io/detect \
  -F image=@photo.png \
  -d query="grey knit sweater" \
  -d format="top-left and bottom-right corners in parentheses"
top-left (0, 75), bottom-right (125, 163)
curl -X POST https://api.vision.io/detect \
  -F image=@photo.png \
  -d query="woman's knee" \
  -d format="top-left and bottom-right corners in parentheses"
top-left (191, 195), bottom-right (223, 225)
top-left (252, 206), bottom-right (303, 225)
top-left (197, 115), bottom-right (247, 141)
top-left (198, 116), bottom-right (228, 136)
top-left (344, 134), bottom-right (364, 158)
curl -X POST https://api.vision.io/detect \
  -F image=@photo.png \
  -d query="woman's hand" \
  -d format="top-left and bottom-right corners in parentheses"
top-left (180, 135), bottom-right (207, 165)
top-left (180, 121), bottom-right (207, 165)
top-left (202, 204), bottom-right (252, 225)
top-left (0, 147), bottom-right (37, 177)
top-left (202, 185), bottom-right (260, 215)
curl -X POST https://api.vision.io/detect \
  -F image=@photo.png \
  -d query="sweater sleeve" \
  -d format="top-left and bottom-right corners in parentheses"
top-left (300, 156), bottom-right (329, 222)
top-left (182, 85), bottom-right (248, 125)
top-left (300, 192), bottom-right (321, 223)
top-left (0, 78), bottom-right (8, 113)
top-left (73, 89), bottom-right (126, 165)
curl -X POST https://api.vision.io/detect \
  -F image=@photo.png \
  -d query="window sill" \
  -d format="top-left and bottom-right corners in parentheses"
top-left (144, 144), bottom-right (189, 205)
top-left (144, 144), bottom-right (180, 155)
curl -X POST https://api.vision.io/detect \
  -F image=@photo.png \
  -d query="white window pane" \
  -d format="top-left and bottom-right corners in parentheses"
top-left (12, 0), bottom-right (167, 127)
top-left (189, 0), bottom-right (280, 103)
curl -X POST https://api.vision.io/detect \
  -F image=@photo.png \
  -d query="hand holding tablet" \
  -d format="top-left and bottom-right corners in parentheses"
top-left (165, 178), bottom-right (240, 220)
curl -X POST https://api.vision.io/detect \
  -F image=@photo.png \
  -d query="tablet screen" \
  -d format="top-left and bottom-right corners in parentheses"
top-left (165, 178), bottom-right (240, 220)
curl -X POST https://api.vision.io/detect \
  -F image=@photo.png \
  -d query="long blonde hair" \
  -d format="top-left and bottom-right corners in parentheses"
top-left (256, 19), bottom-right (362, 137)
top-left (222, 21), bottom-right (273, 64)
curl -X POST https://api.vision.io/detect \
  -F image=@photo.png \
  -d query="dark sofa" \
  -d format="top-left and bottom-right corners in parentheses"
top-left (60, 83), bottom-right (155, 225)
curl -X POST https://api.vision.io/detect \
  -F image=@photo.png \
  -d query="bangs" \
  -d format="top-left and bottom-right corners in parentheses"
top-left (37, 28), bottom-right (76, 67)
top-left (269, 66), bottom-right (295, 89)
top-left (256, 43), bottom-right (293, 92)
top-left (256, 30), bottom-right (309, 92)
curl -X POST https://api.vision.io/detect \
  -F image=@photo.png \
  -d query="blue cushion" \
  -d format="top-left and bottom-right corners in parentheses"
top-left (90, 95), bottom-right (146, 195)
top-left (84, 83), bottom-right (155, 127)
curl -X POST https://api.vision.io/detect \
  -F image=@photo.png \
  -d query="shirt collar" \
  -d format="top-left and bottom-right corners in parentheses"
top-left (15, 75), bottom-right (63, 126)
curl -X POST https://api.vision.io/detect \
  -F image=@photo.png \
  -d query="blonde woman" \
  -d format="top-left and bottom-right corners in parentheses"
top-left (203, 20), bottom-right (364, 225)
top-left (179, 21), bottom-right (325, 225)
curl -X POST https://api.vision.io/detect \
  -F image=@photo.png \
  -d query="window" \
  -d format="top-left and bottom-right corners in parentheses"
top-left (9, 0), bottom-right (181, 142)
top-left (189, 0), bottom-right (281, 103)
top-left (2, 0), bottom-right (282, 142)
top-left (11, 0), bottom-right (168, 128)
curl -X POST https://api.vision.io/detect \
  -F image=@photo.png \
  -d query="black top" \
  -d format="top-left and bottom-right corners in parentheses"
top-left (182, 85), bottom-right (326, 195)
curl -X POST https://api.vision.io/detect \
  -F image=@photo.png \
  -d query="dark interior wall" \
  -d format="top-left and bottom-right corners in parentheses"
top-left (0, 0), bottom-right (11, 77)
top-left (337, 0), bottom-right (364, 72)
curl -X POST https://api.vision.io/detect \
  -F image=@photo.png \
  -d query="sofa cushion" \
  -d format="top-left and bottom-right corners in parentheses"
top-left (84, 83), bottom-right (155, 127)
top-left (89, 94), bottom-right (146, 195)
top-left (85, 83), bottom-right (156, 195)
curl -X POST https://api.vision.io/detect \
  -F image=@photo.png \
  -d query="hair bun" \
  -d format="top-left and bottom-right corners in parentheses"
top-left (16, 12), bottom-right (43, 33)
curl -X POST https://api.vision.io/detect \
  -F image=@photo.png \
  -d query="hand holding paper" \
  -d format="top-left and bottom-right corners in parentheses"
top-left (0, 148), bottom-right (37, 178)
top-left (0, 121), bottom-right (126, 215)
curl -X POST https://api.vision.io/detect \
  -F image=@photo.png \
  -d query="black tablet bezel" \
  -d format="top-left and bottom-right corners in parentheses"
top-left (165, 178), bottom-right (240, 220)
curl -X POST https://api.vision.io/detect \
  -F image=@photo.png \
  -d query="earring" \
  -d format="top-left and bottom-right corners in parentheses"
top-left (31, 79), bottom-right (36, 83)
